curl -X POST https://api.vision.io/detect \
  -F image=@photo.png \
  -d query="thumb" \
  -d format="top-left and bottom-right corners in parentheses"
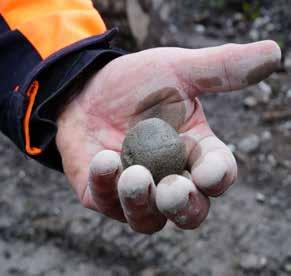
top-left (175, 40), bottom-right (281, 94)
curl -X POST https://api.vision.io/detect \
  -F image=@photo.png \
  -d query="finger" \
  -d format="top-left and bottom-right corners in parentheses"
top-left (181, 100), bottom-right (237, 197)
top-left (177, 40), bottom-right (281, 94)
top-left (118, 165), bottom-right (167, 234)
top-left (190, 138), bottom-right (237, 197)
top-left (88, 150), bottom-right (125, 222)
top-left (156, 175), bottom-right (210, 229)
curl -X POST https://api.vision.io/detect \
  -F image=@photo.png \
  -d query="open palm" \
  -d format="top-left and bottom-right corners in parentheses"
top-left (56, 41), bottom-right (281, 233)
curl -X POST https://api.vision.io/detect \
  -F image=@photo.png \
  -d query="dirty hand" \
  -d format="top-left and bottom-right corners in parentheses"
top-left (56, 41), bottom-right (281, 233)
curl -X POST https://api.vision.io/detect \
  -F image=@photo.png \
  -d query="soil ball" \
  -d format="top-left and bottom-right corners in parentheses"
top-left (121, 118), bottom-right (187, 183)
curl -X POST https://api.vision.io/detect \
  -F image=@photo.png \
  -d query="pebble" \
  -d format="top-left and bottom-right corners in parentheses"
top-left (249, 29), bottom-right (259, 40)
top-left (267, 154), bottom-right (277, 167)
top-left (239, 254), bottom-right (267, 271)
top-left (261, 130), bottom-right (272, 142)
top-left (284, 52), bottom-right (291, 70)
top-left (284, 256), bottom-right (291, 272)
top-left (141, 268), bottom-right (158, 276)
top-left (244, 82), bottom-right (272, 108)
top-left (126, 0), bottom-right (150, 46)
top-left (266, 23), bottom-right (275, 32)
top-left (195, 24), bottom-right (206, 34)
top-left (244, 96), bottom-right (257, 108)
top-left (227, 144), bottom-right (236, 153)
top-left (238, 134), bottom-right (260, 154)
top-left (253, 16), bottom-right (270, 28)
top-left (233, 12), bottom-right (243, 22)
top-left (256, 81), bottom-right (272, 103)
top-left (286, 89), bottom-right (291, 98)
top-left (284, 263), bottom-right (291, 273)
top-left (278, 122), bottom-right (291, 137)
top-left (256, 193), bottom-right (266, 204)
top-left (18, 170), bottom-right (26, 179)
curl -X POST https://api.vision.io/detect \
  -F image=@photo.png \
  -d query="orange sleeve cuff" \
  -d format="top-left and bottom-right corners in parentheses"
top-left (0, 0), bottom-right (107, 59)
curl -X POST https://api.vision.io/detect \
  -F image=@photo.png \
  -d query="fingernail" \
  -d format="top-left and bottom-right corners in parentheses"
top-left (246, 41), bottom-right (281, 85)
top-left (156, 175), bottom-right (194, 214)
top-left (90, 150), bottom-right (121, 175)
top-left (191, 152), bottom-right (227, 189)
top-left (118, 165), bottom-right (153, 202)
top-left (156, 175), bottom-right (209, 229)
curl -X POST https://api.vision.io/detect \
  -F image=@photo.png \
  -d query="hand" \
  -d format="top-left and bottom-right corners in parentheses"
top-left (56, 41), bottom-right (281, 234)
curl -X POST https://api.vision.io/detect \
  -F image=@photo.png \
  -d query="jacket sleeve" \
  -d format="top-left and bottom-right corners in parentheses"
top-left (0, 0), bottom-right (126, 171)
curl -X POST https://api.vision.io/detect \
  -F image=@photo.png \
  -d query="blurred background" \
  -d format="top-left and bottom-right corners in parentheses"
top-left (0, 1), bottom-right (290, 275)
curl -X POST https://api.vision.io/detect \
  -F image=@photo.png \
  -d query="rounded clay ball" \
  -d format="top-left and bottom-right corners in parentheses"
top-left (121, 118), bottom-right (187, 183)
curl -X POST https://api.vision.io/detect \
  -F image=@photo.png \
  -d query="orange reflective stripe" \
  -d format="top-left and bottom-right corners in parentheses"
top-left (23, 81), bottom-right (42, 155)
top-left (1, 0), bottom-right (106, 59)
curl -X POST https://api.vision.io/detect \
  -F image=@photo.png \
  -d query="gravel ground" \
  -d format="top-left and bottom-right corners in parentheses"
top-left (1, 75), bottom-right (290, 275)
top-left (0, 1), bottom-right (290, 275)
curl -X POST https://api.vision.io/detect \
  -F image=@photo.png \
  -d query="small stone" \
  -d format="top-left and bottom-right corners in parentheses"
top-left (169, 24), bottom-right (178, 34)
top-left (195, 24), bottom-right (206, 34)
top-left (284, 256), bottom-right (291, 272)
top-left (238, 134), bottom-right (260, 154)
top-left (278, 122), bottom-right (291, 137)
top-left (286, 89), bottom-right (291, 98)
top-left (261, 130), bottom-right (272, 142)
top-left (257, 81), bottom-right (272, 103)
top-left (121, 118), bottom-right (187, 183)
top-left (244, 96), bottom-right (257, 108)
top-left (159, 3), bottom-right (171, 21)
top-left (249, 29), bottom-right (259, 40)
top-left (32, 217), bottom-right (65, 234)
top-left (266, 23), bottom-right (275, 32)
top-left (244, 82), bottom-right (272, 107)
top-left (267, 154), bottom-right (277, 167)
top-left (233, 12), bottom-right (243, 22)
top-left (284, 52), bottom-right (291, 70)
top-left (253, 17), bottom-right (270, 28)
top-left (227, 144), bottom-right (236, 153)
top-left (256, 193), bottom-right (266, 204)
top-left (67, 219), bottom-right (90, 236)
top-left (126, 0), bottom-right (150, 46)
top-left (284, 263), bottom-right (291, 273)
top-left (18, 170), bottom-right (26, 178)
top-left (240, 254), bottom-right (267, 271)
top-left (141, 268), bottom-right (158, 276)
